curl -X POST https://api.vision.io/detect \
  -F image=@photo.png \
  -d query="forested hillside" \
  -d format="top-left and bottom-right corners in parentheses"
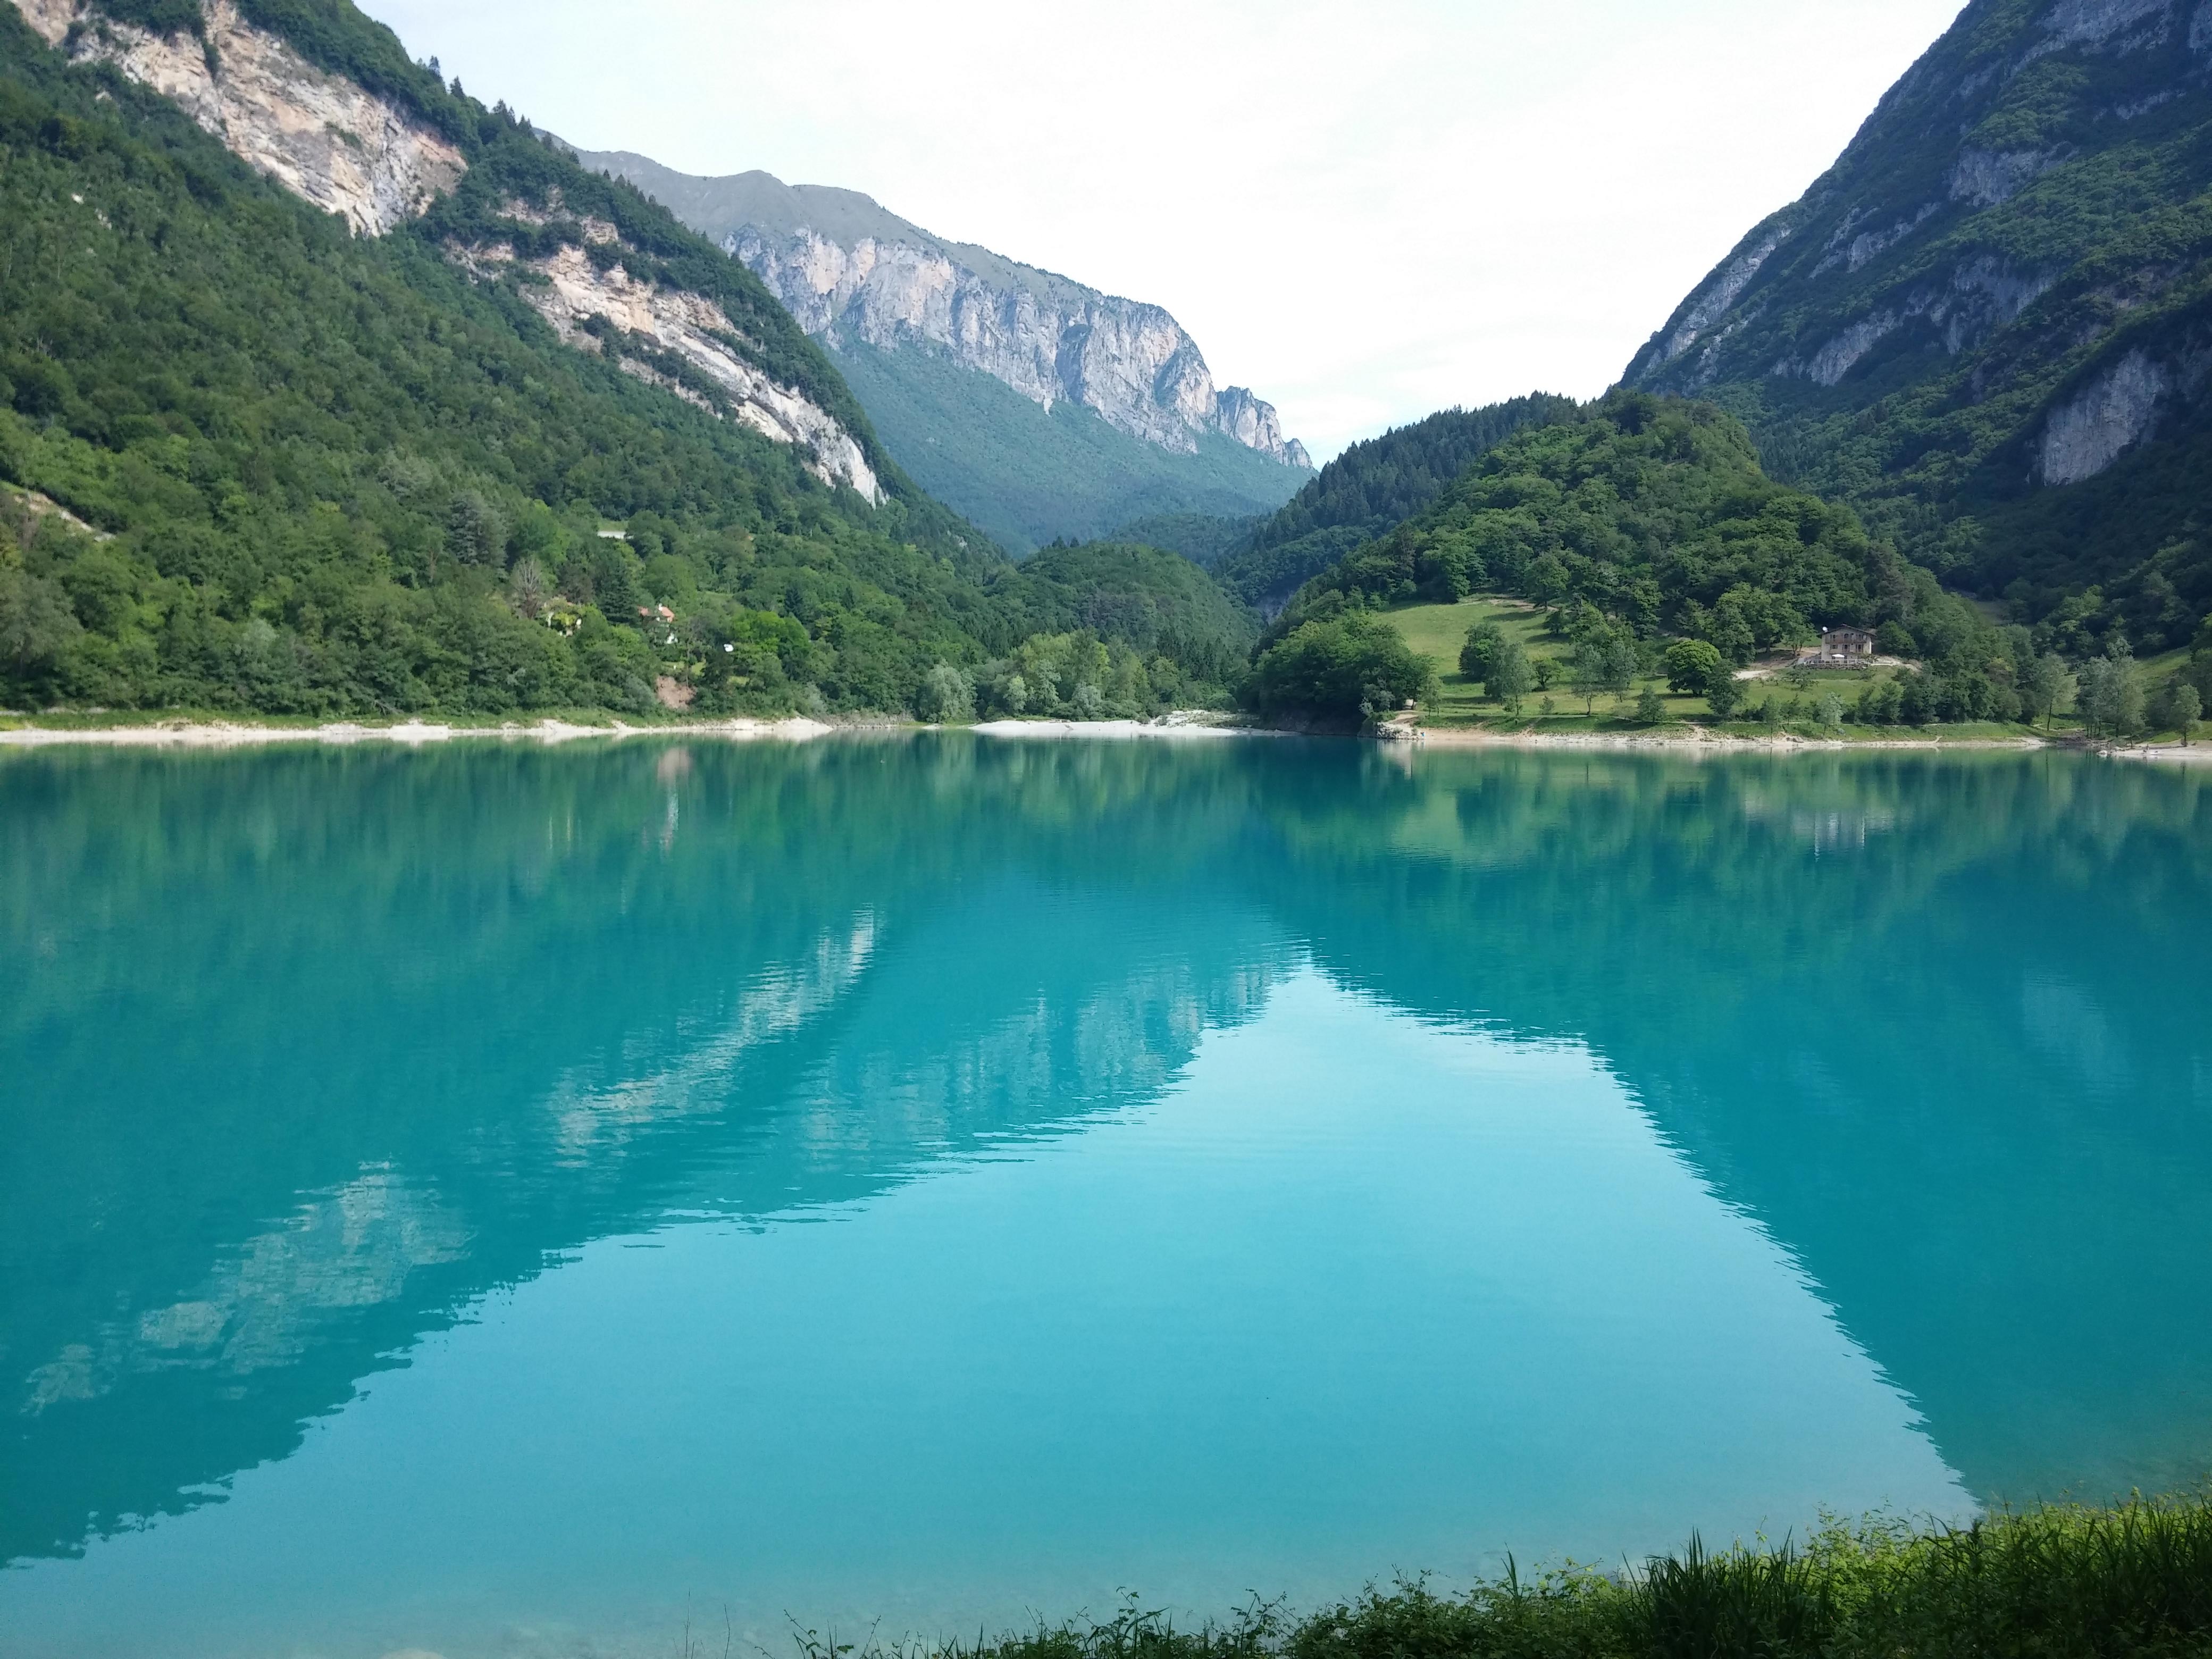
top-left (1211, 396), bottom-right (1576, 612)
top-left (0, 2), bottom-right (998, 714)
top-left (1264, 392), bottom-right (2057, 724)
top-left (1285, 394), bottom-right (1882, 640)
top-left (1624, 0), bottom-right (2212, 651)
top-left (935, 541), bottom-right (1260, 719)
top-left (1108, 512), bottom-right (1259, 567)
top-left (0, 1), bottom-right (1270, 718)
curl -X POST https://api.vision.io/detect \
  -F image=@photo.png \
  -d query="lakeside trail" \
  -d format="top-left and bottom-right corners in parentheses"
top-left (0, 713), bottom-right (2192, 757)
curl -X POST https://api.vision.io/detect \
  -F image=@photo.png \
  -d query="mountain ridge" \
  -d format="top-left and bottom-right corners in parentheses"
top-left (573, 149), bottom-right (1312, 470)
top-left (1622, 0), bottom-right (2212, 650)
top-left (563, 147), bottom-right (1313, 553)
top-left (16, 0), bottom-right (895, 500)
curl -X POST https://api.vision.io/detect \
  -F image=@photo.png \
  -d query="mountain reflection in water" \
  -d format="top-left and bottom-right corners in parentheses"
top-left (3, 738), bottom-right (2208, 1590)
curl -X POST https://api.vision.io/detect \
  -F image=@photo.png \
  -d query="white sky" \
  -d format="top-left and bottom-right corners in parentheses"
top-left (361, 0), bottom-right (1966, 462)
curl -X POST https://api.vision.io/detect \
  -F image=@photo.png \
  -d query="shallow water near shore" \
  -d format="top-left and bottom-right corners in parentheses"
top-left (4, 737), bottom-right (2209, 1658)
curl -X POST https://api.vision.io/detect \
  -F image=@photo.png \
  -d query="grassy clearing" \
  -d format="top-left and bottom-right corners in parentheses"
top-left (1375, 599), bottom-right (2067, 741)
top-left (798, 1497), bottom-right (2212, 1659)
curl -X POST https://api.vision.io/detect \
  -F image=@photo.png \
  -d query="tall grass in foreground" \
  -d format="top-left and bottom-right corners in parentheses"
top-left (784, 1496), bottom-right (2212, 1659)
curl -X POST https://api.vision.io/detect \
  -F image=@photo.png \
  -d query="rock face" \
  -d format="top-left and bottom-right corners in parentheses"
top-left (10, 1), bottom-right (883, 498)
top-left (573, 152), bottom-right (1311, 470)
top-left (453, 207), bottom-right (882, 502)
top-left (13, 0), bottom-right (465, 236)
top-left (2036, 337), bottom-right (2212, 484)
top-left (2037, 349), bottom-right (2174, 484)
top-left (1623, 0), bottom-right (2212, 530)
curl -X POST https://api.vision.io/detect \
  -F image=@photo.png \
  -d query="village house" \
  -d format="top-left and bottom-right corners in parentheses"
top-left (1798, 625), bottom-right (1877, 667)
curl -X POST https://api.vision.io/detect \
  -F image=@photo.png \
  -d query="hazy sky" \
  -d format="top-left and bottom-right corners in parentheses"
top-left (361, 0), bottom-right (1966, 462)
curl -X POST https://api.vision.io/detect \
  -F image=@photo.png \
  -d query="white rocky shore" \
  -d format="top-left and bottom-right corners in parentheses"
top-left (3, 715), bottom-right (2187, 757)
top-left (0, 717), bottom-right (842, 749)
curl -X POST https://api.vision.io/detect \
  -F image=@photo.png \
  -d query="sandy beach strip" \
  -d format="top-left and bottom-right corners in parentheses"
top-left (0, 716), bottom-right (842, 749)
top-left (967, 717), bottom-right (1269, 740)
top-left (2108, 742), bottom-right (2212, 765)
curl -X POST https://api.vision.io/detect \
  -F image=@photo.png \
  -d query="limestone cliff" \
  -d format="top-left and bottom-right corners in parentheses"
top-left (573, 150), bottom-right (1311, 470)
top-left (9, 0), bottom-right (886, 500)
top-left (451, 203), bottom-right (881, 501)
top-left (12, 0), bottom-right (464, 235)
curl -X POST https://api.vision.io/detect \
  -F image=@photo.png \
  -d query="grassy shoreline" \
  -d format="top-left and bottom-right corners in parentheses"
top-left (849, 1497), bottom-right (2212, 1659)
top-left (1373, 597), bottom-right (2208, 753)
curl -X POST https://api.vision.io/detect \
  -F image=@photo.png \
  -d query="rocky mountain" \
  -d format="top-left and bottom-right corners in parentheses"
top-left (12, 0), bottom-right (883, 499)
top-left (571, 150), bottom-right (1314, 552)
top-left (16, 0), bottom-right (462, 234)
top-left (1623, 0), bottom-right (2212, 651)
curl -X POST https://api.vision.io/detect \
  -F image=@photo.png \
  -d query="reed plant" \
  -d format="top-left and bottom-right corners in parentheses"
top-left (789, 1495), bottom-right (2212, 1659)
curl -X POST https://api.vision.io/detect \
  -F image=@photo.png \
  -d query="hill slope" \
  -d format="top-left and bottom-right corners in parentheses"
top-left (1212, 396), bottom-right (1578, 613)
top-left (1282, 394), bottom-right (1895, 647)
top-left (1002, 540), bottom-right (1258, 688)
top-left (1270, 391), bottom-right (2048, 723)
top-left (1623, 0), bottom-right (2212, 651)
top-left (572, 150), bottom-right (1315, 554)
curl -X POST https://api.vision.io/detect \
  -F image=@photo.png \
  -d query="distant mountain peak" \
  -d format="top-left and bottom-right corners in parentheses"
top-left (569, 151), bottom-right (1311, 471)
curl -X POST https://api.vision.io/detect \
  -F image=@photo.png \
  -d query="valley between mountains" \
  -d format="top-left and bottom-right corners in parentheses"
top-left (1, 0), bottom-right (2209, 743)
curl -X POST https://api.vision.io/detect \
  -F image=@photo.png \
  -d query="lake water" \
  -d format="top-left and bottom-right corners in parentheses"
top-left (4, 735), bottom-right (2210, 1658)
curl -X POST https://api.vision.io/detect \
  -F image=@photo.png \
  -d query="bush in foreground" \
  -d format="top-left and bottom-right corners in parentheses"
top-left (802, 1496), bottom-right (2212, 1659)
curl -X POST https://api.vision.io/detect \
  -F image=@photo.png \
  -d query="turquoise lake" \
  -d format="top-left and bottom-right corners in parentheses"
top-left (4, 736), bottom-right (2210, 1657)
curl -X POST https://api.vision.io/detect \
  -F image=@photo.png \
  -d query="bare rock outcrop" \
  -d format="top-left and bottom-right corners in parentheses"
top-left (1770, 257), bottom-right (2058, 385)
top-left (731, 222), bottom-right (1311, 466)
top-left (10, 4), bottom-right (884, 497)
top-left (456, 216), bottom-right (882, 502)
top-left (13, 0), bottom-right (465, 236)
top-left (1647, 226), bottom-right (1794, 372)
top-left (573, 153), bottom-right (1312, 470)
top-left (2034, 339), bottom-right (2211, 483)
top-left (1947, 147), bottom-right (2065, 208)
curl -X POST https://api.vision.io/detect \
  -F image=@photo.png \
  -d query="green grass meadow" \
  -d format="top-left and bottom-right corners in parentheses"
top-left (1375, 598), bottom-right (2089, 741)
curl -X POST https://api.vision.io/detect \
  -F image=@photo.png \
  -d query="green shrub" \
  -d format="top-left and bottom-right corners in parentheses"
top-left (1246, 613), bottom-right (1437, 725)
top-left (856, 1496), bottom-right (2212, 1659)
top-left (1664, 638), bottom-right (1723, 694)
top-left (1460, 619), bottom-right (1503, 682)
top-left (915, 662), bottom-right (975, 723)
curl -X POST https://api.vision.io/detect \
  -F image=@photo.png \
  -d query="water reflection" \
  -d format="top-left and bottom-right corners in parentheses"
top-left (2, 739), bottom-right (2208, 1586)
